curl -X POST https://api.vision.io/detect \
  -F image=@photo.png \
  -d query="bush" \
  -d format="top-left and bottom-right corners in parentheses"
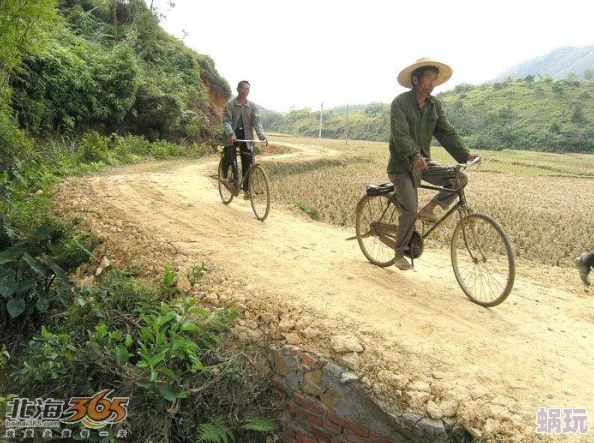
top-left (0, 115), bottom-right (34, 173)
top-left (80, 131), bottom-right (109, 163)
top-left (8, 269), bottom-right (279, 442)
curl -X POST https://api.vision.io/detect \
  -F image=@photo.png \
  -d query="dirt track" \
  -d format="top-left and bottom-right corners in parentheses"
top-left (52, 142), bottom-right (593, 442)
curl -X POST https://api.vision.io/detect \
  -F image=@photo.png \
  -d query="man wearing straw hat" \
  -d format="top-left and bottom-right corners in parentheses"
top-left (388, 57), bottom-right (478, 271)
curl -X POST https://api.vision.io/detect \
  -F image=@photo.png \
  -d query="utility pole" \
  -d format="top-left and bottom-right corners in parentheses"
top-left (318, 102), bottom-right (323, 147)
top-left (345, 104), bottom-right (349, 144)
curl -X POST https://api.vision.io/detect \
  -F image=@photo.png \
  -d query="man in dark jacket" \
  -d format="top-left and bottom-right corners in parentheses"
top-left (222, 80), bottom-right (267, 199)
top-left (388, 58), bottom-right (477, 270)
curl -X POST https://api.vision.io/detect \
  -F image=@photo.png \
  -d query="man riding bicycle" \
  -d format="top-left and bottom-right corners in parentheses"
top-left (388, 58), bottom-right (478, 271)
top-left (222, 80), bottom-right (268, 200)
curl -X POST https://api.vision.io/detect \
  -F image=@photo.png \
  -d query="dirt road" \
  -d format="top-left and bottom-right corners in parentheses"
top-left (52, 143), bottom-right (593, 442)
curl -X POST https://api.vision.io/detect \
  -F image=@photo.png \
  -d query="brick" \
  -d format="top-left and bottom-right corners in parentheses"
top-left (331, 437), bottom-right (346, 443)
top-left (368, 431), bottom-right (390, 443)
top-left (272, 375), bottom-right (286, 391)
top-left (311, 425), bottom-right (332, 442)
top-left (290, 346), bottom-right (302, 357)
top-left (295, 417), bottom-right (316, 434)
top-left (289, 402), bottom-right (323, 426)
top-left (301, 352), bottom-right (326, 370)
top-left (322, 418), bottom-right (342, 434)
top-left (342, 429), bottom-right (365, 443)
top-left (328, 412), bottom-right (369, 437)
top-left (294, 392), bottom-right (328, 416)
top-left (296, 432), bottom-right (318, 443)
top-left (280, 426), bottom-right (297, 443)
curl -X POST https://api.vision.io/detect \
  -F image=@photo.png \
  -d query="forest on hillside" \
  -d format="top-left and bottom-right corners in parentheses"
top-left (263, 76), bottom-right (594, 154)
top-left (1, 0), bottom-right (230, 172)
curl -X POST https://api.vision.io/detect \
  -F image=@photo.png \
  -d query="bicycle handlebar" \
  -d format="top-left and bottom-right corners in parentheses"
top-left (427, 156), bottom-right (481, 169)
top-left (234, 139), bottom-right (266, 143)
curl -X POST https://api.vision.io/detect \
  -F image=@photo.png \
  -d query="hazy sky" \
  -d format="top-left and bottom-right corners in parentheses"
top-left (146, 0), bottom-right (594, 112)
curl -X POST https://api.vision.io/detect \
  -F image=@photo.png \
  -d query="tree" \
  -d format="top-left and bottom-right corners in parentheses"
top-left (584, 69), bottom-right (594, 81)
top-left (0, 0), bottom-right (57, 171)
top-left (0, 0), bottom-right (58, 112)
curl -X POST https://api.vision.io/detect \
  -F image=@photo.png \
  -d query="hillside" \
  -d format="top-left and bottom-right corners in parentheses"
top-left (263, 79), bottom-right (594, 153)
top-left (494, 45), bottom-right (594, 81)
top-left (6, 0), bottom-right (230, 145)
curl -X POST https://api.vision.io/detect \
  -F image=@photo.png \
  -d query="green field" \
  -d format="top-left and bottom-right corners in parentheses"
top-left (264, 136), bottom-right (594, 268)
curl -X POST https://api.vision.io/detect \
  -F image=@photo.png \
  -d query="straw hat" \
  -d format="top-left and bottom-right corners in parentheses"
top-left (397, 57), bottom-right (453, 88)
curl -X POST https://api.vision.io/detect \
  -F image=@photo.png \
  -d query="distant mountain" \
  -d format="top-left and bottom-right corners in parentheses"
top-left (494, 45), bottom-right (594, 81)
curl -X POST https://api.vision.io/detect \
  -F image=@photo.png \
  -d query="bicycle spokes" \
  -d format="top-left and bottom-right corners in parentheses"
top-left (451, 213), bottom-right (515, 307)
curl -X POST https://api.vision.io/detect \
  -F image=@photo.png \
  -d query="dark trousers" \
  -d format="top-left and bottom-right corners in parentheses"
top-left (222, 143), bottom-right (252, 192)
top-left (388, 167), bottom-right (468, 253)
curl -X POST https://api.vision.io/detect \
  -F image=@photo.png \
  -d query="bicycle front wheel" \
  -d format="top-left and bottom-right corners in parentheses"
top-left (249, 164), bottom-right (270, 221)
top-left (355, 194), bottom-right (398, 267)
top-left (451, 213), bottom-right (515, 307)
top-left (218, 157), bottom-right (236, 204)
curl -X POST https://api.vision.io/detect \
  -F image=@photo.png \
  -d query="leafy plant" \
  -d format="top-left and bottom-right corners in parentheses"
top-left (0, 225), bottom-right (71, 324)
top-left (187, 262), bottom-right (209, 285)
top-left (162, 263), bottom-right (178, 297)
top-left (197, 418), bottom-right (234, 443)
top-left (134, 298), bottom-right (209, 404)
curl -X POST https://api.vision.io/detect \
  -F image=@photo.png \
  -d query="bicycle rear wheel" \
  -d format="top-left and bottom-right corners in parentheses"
top-left (355, 194), bottom-right (398, 267)
top-left (218, 157), bottom-right (236, 204)
top-left (451, 213), bottom-right (515, 307)
top-left (249, 164), bottom-right (270, 221)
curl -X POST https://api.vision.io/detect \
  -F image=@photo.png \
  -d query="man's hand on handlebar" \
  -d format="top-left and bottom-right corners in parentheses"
top-left (468, 154), bottom-right (481, 166)
top-left (259, 135), bottom-right (268, 146)
top-left (413, 154), bottom-right (429, 172)
top-left (227, 134), bottom-right (237, 145)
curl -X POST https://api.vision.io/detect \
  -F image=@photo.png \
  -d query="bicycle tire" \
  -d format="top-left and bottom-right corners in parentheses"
top-left (451, 213), bottom-right (515, 307)
top-left (249, 164), bottom-right (270, 221)
top-left (218, 157), bottom-right (236, 204)
top-left (355, 194), bottom-right (398, 267)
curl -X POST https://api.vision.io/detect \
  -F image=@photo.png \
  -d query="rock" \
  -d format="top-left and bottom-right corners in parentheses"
top-left (331, 335), bottom-right (364, 353)
top-left (279, 319), bottom-right (296, 332)
top-left (378, 371), bottom-right (409, 390)
top-left (100, 256), bottom-right (111, 269)
top-left (176, 272), bottom-right (192, 293)
top-left (260, 312), bottom-right (276, 323)
top-left (284, 332), bottom-right (301, 345)
top-left (338, 352), bottom-right (362, 371)
top-left (426, 400), bottom-right (443, 419)
top-left (439, 399), bottom-right (459, 417)
top-left (301, 326), bottom-right (320, 339)
top-left (408, 381), bottom-right (431, 393)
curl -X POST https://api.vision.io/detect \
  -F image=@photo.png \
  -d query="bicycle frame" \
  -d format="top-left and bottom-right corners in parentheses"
top-left (222, 140), bottom-right (261, 195)
top-left (378, 165), bottom-right (471, 241)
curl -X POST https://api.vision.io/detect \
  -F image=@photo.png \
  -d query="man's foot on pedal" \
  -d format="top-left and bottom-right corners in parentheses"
top-left (243, 191), bottom-right (251, 200)
top-left (394, 253), bottom-right (412, 271)
top-left (417, 211), bottom-right (438, 223)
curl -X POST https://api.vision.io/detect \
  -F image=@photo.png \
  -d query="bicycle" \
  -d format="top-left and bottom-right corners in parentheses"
top-left (217, 139), bottom-right (271, 221)
top-left (351, 158), bottom-right (515, 307)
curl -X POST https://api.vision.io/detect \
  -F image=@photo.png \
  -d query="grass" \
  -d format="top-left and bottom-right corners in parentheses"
top-left (265, 136), bottom-right (594, 268)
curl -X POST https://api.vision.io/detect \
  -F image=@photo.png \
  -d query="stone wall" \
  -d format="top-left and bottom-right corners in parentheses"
top-left (269, 345), bottom-right (471, 443)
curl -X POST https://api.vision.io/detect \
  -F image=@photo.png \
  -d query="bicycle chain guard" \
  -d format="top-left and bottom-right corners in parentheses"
top-left (405, 230), bottom-right (424, 259)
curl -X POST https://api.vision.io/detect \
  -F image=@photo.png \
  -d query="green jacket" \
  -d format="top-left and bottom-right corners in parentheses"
top-left (387, 90), bottom-right (469, 186)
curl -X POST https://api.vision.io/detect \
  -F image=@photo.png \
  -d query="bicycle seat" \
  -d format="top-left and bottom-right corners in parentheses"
top-left (366, 183), bottom-right (394, 196)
